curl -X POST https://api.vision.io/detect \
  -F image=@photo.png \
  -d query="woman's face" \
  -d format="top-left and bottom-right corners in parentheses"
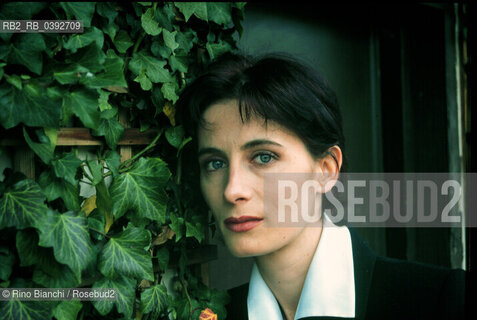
top-left (198, 100), bottom-right (324, 257)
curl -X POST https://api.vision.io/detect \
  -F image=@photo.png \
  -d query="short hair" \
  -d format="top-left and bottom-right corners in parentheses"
top-left (178, 52), bottom-right (346, 170)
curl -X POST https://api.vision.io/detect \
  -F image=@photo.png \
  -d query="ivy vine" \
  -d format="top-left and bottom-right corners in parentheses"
top-left (0, 2), bottom-right (246, 319)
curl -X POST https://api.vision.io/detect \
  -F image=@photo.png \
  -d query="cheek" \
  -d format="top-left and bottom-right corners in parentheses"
top-left (273, 228), bottom-right (297, 241)
top-left (200, 176), bottom-right (222, 211)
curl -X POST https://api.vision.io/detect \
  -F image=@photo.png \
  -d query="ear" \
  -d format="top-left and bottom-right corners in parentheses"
top-left (315, 145), bottom-right (342, 193)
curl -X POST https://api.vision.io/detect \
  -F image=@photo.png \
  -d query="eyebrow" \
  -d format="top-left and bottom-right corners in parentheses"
top-left (198, 139), bottom-right (283, 158)
top-left (198, 147), bottom-right (225, 158)
top-left (240, 139), bottom-right (283, 150)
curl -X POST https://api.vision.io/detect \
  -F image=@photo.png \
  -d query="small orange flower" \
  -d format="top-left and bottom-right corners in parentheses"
top-left (199, 308), bottom-right (217, 320)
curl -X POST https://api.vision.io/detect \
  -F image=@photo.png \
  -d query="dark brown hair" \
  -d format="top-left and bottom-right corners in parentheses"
top-left (178, 52), bottom-right (346, 170)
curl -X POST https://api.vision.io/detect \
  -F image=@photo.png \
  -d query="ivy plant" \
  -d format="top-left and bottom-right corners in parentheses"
top-left (0, 2), bottom-right (246, 319)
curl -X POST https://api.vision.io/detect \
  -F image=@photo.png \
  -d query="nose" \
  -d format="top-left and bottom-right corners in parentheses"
top-left (224, 161), bottom-right (252, 204)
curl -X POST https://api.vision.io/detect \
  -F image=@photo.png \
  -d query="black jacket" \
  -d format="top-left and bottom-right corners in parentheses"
top-left (225, 228), bottom-right (466, 320)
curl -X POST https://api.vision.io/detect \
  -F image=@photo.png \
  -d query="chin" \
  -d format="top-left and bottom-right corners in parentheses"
top-left (224, 237), bottom-right (268, 258)
top-left (227, 247), bottom-right (258, 258)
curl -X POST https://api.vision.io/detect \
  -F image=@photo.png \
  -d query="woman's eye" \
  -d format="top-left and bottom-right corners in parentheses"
top-left (253, 152), bottom-right (277, 165)
top-left (205, 160), bottom-right (226, 171)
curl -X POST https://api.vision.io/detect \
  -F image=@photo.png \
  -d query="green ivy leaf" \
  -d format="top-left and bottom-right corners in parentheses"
top-left (174, 2), bottom-right (207, 22)
top-left (102, 20), bottom-right (119, 40)
top-left (207, 289), bottom-right (230, 319)
top-left (0, 248), bottom-right (14, 280)
top-left (0, 179), bottom-right (46, 230)
top-left (186, 221), bottom-right (205, 243)
top-left (92, 276), bottom-right (136, 318)
top-left (177, 137), bottom-right (192, 154)
top-left (63, 27), bottom-right (104, 53)
top-left (23, 240), bottom-right (80, 287)
top-left (96, 2), bottom-right (118, 25)
top-left (207, 2), bottom-right (233, 25)
top-left (169, 211), bottom-right (184, 242)
top-left (156, 246), bottom-right (169, 271)
top-left (44, 128), bottom-right (57, 147)
top-left (151, 86), bottom-right (165, 111)
top-left (129, 50), bottom-right (173, 83)
top-left (32, 262), bottom-right (79, 288)
top-left (60, 2), bottom-right (96, 27)
top-left (110, 157), bottom-right (171, 221)
top-left (81, 50), bottom-right (127, 88)
top-left (174, 2), bottom-right (231, 25)
top-left (92, 109), bottom-right (124, 150)
top-left (161, 81), bottom-right (179, 104)
top-left (68, 44), bottom-right (106, 73)
top-left (104, 151), bottom-right (121, 177)
top-left (22, 128), bottom-right (55, 165)
top-left (63, 89), bottom-right (100, 129)
top-left (95, 179), bottom-right (112, 232)
top-left (0, 169), bottom-right (24, 197)
top-left (5, 75), bottom-right (22, 90)
top-left (88, 210), bottom-right (105, 240)
top-left (52, 301), bottom-right (82, 320)
top-left (206, 40), bottom-right (232, 60)
top-left (165, 125), bottom-right (185, 148)
top-left (151, 40), bottom-right (172, 59)
top-left (86, 160), bottom-right (104, 186)
top-left (98, 226), bottom-right (153, 281)
top-left (155, 3), bottom-right (175, 32)
top-left (98, 89), bottom-right (112, 111)
top-left (37, 210), bottom-right (96, 282)
top-left (62, 185), bottom-right (82, 212)
top-left (99, 105), bottom-right (119, 119)
top-left (7, 34), bottom-right (46, 75)
top-left (168, 55), bottom-right (188, 73)
top-left (51, 152), bottom-right (82, 186)
top-left (16, 230), bottom-right (52, 269)
top-left (46, 87), bottom-right (65, 101)
top-left (232, 3), bottom-right (245, 36)
top-left (175, 30), bottom-right (197, 55)
top-left (37, 170), bottom-right (60, 201)
top-left (18, 236), bottom-right (78, 290)
top-left (0, 83), bottom-right (61, 129)
top-left (38, 170), bottom-right (80, 211)
top-left (163, 29), bottom-right (179, 53)
top-left (174, 296), bottom-right (202, 320)
top-left (0, 300), bottom-right (52, 320)
top-left (140, 284), bottom-right (169, 315)
top-left (53, 63), bottom-right (88, 85)
top-left (134, 69), bottom-right (153, 91)
top-left (113, 30), bottom-right (134, 53)
top-left (141, 7), bottom-right (162, 36)
top-left (234, 2), bottom-right (247, 10)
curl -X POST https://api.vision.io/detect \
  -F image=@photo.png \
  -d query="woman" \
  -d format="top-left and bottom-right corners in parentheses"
top-left (178, 53), bottom-right (465, 320)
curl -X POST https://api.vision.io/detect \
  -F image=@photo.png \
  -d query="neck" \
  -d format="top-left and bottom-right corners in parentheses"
top-left (255, 225), bottom-right (323, 320)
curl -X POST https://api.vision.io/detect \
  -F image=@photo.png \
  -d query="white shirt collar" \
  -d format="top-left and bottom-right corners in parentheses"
top-left (247, 216), bottom-right (355, 320)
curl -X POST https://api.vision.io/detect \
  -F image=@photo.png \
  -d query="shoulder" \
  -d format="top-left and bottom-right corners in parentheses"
top-left (366, 252), bottom-right (466, 319)
top-left (225, 283), bottom-right (249, 320)
top-left (348, 228), bottom-right (466, 319)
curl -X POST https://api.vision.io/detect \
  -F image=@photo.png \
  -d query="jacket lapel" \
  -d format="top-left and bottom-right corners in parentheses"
top-left (296, 229), bottom-right (377, 320)
top-left (348, 228), bottom-right (377, 320)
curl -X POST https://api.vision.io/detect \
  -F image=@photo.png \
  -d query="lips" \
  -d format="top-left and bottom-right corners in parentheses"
top-left (224, 216), bottom-right (263, 232)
